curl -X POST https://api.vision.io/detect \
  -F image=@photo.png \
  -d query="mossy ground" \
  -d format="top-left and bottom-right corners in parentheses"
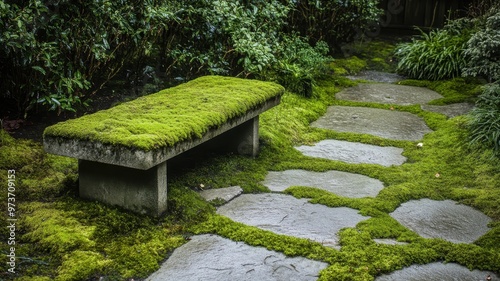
top-left (1, 40), bottom-right (499, 280)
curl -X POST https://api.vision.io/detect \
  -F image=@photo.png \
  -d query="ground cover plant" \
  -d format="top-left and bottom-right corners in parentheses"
top-left (1, 39), bottom-right (500, 280)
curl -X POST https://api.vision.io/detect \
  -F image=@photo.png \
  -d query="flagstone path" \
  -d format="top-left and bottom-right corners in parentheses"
top-left (147, 76), bottom-right (496, 280)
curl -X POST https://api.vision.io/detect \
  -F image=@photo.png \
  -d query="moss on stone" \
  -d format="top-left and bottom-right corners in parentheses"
top-left (43, 76), bottom-right (284, 151)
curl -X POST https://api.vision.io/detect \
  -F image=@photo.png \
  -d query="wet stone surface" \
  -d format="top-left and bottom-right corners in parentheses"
top-left (346, 71), bottom-right (405, 83)
top-left (390, 199), bottom-right (492, 243)
top-left (421, 103), bottom-right (475, 118)
top-left (336, 83), bottom-right (443, 105)
top-left (311, 106), bottom-right (432, 141)
top-left (375, 262), bottom-right (498, 281)
top-left (146, 234), bottom-right (328, 281)
top-left (198, 186), bottom-right (243, 203)
top-left (262, 169), bottom-right (384, 198)
top-left (217, 193), bottom-right (369, 247)
top-left (373, 239), bottom-right (408, 246)
top-left (295, 139), bottom-right (406, 167)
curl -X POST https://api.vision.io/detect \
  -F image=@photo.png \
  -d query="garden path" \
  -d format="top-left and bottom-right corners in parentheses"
top-left (146, 73), bottom-right (497, 281)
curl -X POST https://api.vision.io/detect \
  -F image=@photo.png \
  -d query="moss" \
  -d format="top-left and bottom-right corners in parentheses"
top-left (43, 76), bottom-right (285, 151)
top-left (104, 228), bottom-right (185, 278)
top-left (8, 40), bottom-right (500, 280)
top-left (335, 40), bottom-right (398, 73)
top-left (20, 202), bottom-right (96, 256)
top-left (56, 251), bottom-right (112, 281)
top-left (330, 56), bottom-right (367, 75)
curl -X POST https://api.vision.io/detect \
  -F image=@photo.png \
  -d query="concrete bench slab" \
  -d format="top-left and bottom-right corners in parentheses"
top-left (43, 76), bottom-right (284, 216)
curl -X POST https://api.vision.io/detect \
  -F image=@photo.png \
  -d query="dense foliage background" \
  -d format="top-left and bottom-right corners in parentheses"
top-left (394, 4), bottom-right (500, 154)
top-left (0, 0), bottom-right (382, 118)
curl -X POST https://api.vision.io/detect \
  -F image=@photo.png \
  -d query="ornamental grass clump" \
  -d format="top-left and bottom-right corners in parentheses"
top-left (395, 19), bottom-right (475, 81)
top-left (468, 83), bottom-right (500, 154)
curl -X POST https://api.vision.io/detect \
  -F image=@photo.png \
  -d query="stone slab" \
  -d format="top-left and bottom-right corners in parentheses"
top-left (421, 103), bottom-right (475, 118)
top-left (198, 186), bottom-right (243, 203)
top-left (262, 169), bottom-right (384, 198)
top-left (375, 262), bottom-right (498, 281)
top-left (146, 234), bottom-right (328, 281)
top-left (295, 139), bottom-right (406, 167)
top-left (217, 193), bottom-right (369, 247)
top-left (346, 71), bottom-right (404, 83)
top-left (336, 84), bottom-right (442, 105)
top-left (311, 106), bottom-right (432, 141)
top-left (390, 199), bottom-right (492, 243)
top-left (44, 99), bottom-right (278, 170)
top-left (373, 239), bottom-right (408, 246)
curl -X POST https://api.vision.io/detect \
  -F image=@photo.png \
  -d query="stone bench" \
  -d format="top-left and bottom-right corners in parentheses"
top-left (43, 76), bottom-right (284, 216)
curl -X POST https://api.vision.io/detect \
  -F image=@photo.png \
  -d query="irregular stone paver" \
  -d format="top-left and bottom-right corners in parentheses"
top-left (373, 239), bottom-right (408, 246)
top-left (295, 139), bottom-right (406, 167)
top-left (336, 84), bottom-right (443, 105)
top-left (390, 199), bottom-right (491, 243)
top-left (146, 234), bottom-right (328, 281)
top-left (311, 106), bottom-right (432, 141)
top-left (217, 193), bottom-right (369, 247)
top-left (262, 169), bottom-right (384, 198)
top-left (375, 262), bottom-right (498, 281)
top-left (346, 71), bottom-right (404, 83)
top-left (421, 103), bottom-right (475, 118)
top-left (198, 186), bottom-right (243, 203)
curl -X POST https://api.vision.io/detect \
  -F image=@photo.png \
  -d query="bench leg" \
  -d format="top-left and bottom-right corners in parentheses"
top-left (235, 116), bottom-right (259, 157)
top-left (78, 160), bottom-right (168, 217)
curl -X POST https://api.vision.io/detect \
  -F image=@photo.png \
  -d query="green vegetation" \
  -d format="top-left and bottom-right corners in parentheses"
top-left (395, 6), bottom-right (500, 154)
top-left (2, 40), bottom-right (500, 280)
top-left (468, 83), bottom-right (500, 154)
top-left (395, 20), bottom-right (475, 81)
top-left (1, 0), bottom-right (380, 117)
top-left (43, 76), bottom-right (284, 151)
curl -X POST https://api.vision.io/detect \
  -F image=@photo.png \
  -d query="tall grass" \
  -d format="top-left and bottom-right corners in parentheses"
top-left (395, 20), bottom-right (474, 81)
top-left (468, 83), bottom-right (500, 154)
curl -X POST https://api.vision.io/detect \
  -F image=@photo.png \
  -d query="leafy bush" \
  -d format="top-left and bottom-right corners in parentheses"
top-left (269, 36), bottom-right (330, 97)
top-left (285, 0), bottom-right (382, 49)
top-left (395, 19), bottom-right (475, 81)
top-left (0, 0), bottom-right (176, 117)
top-left (468, 83), bottom-right (500, 154)
top-left (161, 0), bottom-right (330, 96)
top-left (462, 8), bottom-right (500, 83)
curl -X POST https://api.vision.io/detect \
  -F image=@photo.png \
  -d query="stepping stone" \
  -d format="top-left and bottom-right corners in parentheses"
top-left (217, 193), bottom-right (369, 247)
top-left (421, 103), bottom-right (475, 118)
top-left (375, 262), bottom-right (498, 281)
top-left (390, 199), bottom-right (491, 243)
top-left (373, 239), bottom-right (408, 246)
top-left (146, 234), bottom-right (328, 281)
top-left (295, 139), bottom-right (406, 167)
top-left (346, 71), bottom-right (404, 83)
top-left (336, 84), bottom-right (442, 105)
top-left (262, 169), bottom-right (384, 198)
top-left (311, 106), bottom-right (432, 141)
top-left (199, 186), bottom-right (243, 203)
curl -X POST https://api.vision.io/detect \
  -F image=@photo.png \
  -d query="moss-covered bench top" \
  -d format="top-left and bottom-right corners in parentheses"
top-left (44, 76), bottom-right (284, 151)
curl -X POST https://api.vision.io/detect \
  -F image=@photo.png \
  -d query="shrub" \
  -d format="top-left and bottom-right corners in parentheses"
top-left (462, 8), bottom-right (500, 83)
top-left (395, 19), bottom-right (475, 81)
top-left (270, 36), bottom-right (330, 97)
top-left (0, 0), bottom-right (176, 117)
top-left (468, 83), bottom-right (500, 154)
top-left (285, 0), bottom-right (382, 49)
